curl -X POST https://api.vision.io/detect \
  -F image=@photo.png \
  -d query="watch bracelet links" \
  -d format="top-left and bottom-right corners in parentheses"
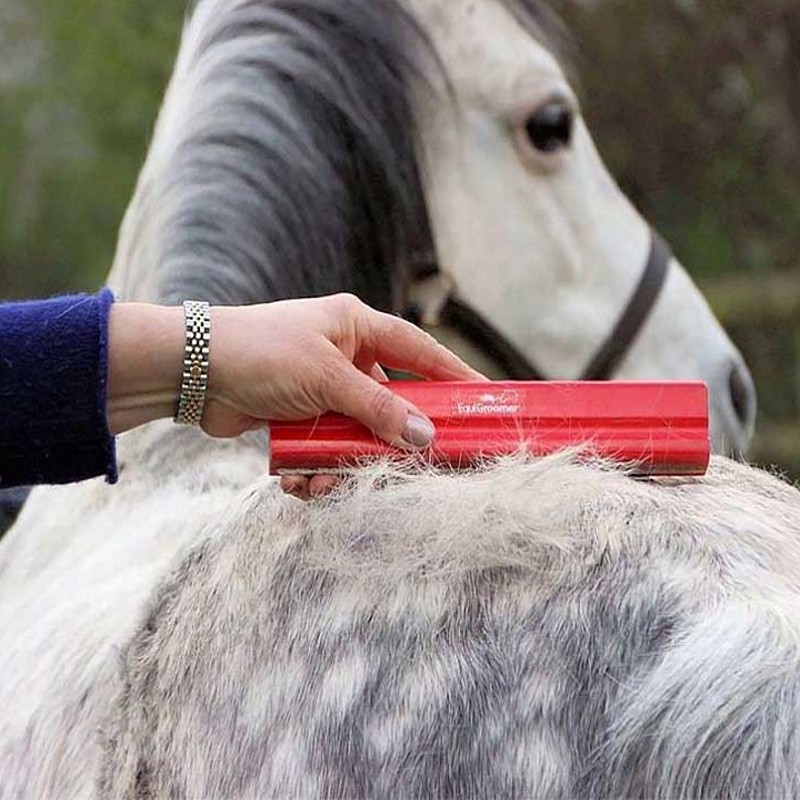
top-left (174, 300), bottom-right (211, 426)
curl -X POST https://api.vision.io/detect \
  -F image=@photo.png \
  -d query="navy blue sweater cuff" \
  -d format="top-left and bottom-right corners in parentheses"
top-left (0, 289), bottom-right (118, 488)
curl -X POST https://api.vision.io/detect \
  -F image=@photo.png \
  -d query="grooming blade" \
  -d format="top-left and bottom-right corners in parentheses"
top-left (269, 381), bottom-right (710, 477)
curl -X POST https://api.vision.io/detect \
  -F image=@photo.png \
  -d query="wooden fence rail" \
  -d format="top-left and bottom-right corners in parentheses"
top-left (701, 273), bottom-right (800, 326)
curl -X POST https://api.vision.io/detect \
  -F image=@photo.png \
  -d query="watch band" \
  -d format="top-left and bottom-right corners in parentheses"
top-left (174, 300), bottom-right (211, 426)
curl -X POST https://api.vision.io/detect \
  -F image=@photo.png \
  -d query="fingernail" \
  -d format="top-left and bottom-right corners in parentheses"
top-left (401, 413), bottom-right (435, 448)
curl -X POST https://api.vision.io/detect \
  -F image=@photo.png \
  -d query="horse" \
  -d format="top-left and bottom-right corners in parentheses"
top-left (2, 0), bottom-right (790, 797)
top-left (0, 0), bottom-right (757, 530)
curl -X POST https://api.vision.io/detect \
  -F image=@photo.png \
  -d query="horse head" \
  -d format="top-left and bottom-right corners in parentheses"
top-left (107, 0), bottom-right (756, 456)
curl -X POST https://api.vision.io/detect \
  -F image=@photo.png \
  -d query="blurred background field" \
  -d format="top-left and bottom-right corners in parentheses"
top-left (1, 0), bottom-right (798, 478)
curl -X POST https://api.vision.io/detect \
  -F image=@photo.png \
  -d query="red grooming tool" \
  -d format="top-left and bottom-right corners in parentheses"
top-left (269, 381), bottom-right (710, 477)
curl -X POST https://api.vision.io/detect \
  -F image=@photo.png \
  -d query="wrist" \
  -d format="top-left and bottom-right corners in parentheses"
top-left (107, 303), bottom-right (185, 435)
top-left (205, 305), bottom-right (232, 406)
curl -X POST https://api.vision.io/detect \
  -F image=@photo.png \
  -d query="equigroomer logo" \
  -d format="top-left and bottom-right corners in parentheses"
top-left (455, 389), bottom-right (522, 416)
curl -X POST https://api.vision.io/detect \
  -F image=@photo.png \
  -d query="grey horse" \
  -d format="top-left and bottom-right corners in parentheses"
top-left (2, 1), bottom-right (790, 798)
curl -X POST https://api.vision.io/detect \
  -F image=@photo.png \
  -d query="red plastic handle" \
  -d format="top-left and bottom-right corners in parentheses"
top-left (269, 381), bottom-right (710, 477)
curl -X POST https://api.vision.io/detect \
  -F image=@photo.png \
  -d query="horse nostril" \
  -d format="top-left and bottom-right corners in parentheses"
top-left (728, 361), bottom-right (756, 432)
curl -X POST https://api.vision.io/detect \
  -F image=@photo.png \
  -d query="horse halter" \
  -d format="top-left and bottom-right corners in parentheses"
top-left (402, 230), bottom-right (673, 381)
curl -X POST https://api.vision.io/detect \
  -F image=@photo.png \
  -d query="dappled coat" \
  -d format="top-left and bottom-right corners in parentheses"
top-left (4, 429), bottom-right (800, 797)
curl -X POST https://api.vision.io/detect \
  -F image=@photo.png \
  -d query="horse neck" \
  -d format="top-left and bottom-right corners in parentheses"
top-left (107, 0), bottom-right (433, 311)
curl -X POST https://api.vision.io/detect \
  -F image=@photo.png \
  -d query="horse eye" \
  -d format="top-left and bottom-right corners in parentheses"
top-left (524, 100), bottom-right (574, 153)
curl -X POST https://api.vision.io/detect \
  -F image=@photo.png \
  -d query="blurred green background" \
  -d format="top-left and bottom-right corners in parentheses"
top-left (1, 0), bottom-right (798, 477)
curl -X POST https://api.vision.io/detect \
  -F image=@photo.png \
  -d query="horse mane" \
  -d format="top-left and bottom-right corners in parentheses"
top-left (112, 0), bottom-right (565, 308)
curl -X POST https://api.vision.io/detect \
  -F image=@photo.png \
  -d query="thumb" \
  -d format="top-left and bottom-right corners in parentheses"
top-left (325, 358), bottom-right (435, 449)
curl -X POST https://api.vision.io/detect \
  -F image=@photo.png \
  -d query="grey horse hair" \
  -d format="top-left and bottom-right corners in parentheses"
top-left (130, 0), bottom-right (565, 309)
top-left (97, 450), bottom-right (800, 798)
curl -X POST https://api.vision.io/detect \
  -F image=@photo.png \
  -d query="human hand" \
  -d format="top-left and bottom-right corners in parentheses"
top-left (204, 294), bottom-right (485, 498)
top-left (107, 294), bottom-right (485, 498)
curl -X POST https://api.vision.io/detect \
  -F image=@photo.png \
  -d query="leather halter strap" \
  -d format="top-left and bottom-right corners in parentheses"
top-left (579, 230), bottom-right (672, 380)
top-left (403, 229), bottom-right (673, 381)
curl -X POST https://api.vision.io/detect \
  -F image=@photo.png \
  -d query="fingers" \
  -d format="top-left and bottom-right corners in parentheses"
top-left (281, 473), bottom-right (342, 500)
top-left (309, 474), bottom-right (342, 496)
top-left (361, 309), bottom-right (487, 382)
top-left (276, 297), bottom-right (484, 500)
top-left (281, 475), bottom-right (310, 499)
top-left (324, 352), bottom-right (435, 448)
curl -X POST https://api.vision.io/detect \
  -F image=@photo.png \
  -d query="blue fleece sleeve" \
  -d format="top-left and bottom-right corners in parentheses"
top-left (0, 288), bottom-right (118, 488)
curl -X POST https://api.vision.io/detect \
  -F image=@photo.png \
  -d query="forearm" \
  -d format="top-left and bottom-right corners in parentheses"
top-left (106, 303), bottom-right (185, 435)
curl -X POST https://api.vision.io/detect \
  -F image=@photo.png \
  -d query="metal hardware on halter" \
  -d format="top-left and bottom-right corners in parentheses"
top-left (402, 230), bottom-right (673, 381)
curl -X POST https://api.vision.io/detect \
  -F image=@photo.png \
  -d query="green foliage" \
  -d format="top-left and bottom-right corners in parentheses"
top-left (0, 0), bottom-right (184, 298)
